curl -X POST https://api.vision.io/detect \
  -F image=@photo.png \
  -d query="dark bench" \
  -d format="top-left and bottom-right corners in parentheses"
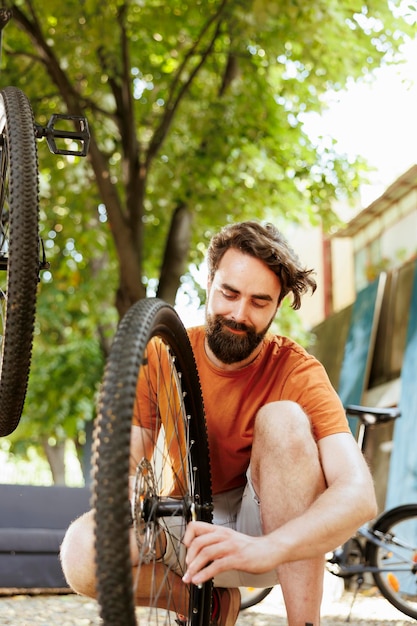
top-left (0, 484), bottom-right (90, 589)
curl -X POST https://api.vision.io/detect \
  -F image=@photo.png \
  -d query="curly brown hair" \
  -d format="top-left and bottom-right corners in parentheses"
top-left (207, 221), bottom-right (317, 310)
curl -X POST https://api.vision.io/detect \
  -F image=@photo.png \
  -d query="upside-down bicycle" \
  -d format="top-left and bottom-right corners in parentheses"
top-left (0, 8), bottom-right (90, 437)
top-left (91, 297), bottom-right (417, 625)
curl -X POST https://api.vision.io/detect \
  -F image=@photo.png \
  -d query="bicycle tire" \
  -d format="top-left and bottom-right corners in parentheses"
top-left (0, 86), bottom-right (39, 437)
top-left (92, 298), bottom-right (213, 626)
top-left (366, 503), bottom-right (417, 620)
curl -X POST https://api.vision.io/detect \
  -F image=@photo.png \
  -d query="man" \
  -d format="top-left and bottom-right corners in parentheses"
top-left (61, 221), bottom-right (377, 626)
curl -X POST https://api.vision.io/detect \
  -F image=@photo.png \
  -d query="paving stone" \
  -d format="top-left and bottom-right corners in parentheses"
top-left (0, 588), bottom-right (415, 625)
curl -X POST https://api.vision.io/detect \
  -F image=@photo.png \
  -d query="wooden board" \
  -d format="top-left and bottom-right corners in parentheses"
top-left (386, 262), bottom-right (417, 507)
top-left (337, 273), bottom-right (387, 434)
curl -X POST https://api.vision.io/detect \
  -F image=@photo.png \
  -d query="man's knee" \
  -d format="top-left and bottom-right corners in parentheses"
top-left (254, 400), bottom-right (313, 448)
top-left (251, 401), bottom-right (325, 504)
top-left (60, 510), bottom-right (96, 597)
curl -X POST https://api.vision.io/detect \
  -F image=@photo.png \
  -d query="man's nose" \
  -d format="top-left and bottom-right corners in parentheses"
top-left (231, 299), bottom-right (249, 323)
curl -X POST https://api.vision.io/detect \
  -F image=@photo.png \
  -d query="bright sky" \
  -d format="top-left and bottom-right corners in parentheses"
top-left (303, 37), bottom-right (417, 207)
top-left (177, 33), bottom-right (417, 324)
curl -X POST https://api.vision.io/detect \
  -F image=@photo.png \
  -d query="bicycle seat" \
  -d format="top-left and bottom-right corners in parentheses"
top-left (345, 404), bottom-right (400, 425)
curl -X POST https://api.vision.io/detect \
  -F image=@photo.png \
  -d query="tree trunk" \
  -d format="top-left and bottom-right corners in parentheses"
top-left (42, 438), bottom-right (67, 485)
top-left (75, 421), bottom-right (94, 487)
top-left (157, 203), bottom-right (192, 304)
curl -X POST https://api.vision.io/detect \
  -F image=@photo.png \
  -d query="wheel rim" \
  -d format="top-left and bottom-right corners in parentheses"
top-left (133, 337), bottom-right (208, 623)
top-left (0, 127), bottom-right (9, 351)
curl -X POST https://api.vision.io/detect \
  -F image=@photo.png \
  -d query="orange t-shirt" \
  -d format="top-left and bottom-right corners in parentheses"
top-left (187, 327), bottom-right (350, 495)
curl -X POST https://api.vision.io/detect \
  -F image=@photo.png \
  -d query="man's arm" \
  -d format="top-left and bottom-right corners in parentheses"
top-left (266, 432), bottom-right (378, 561)
top-left (130, 424), bottom-right (154, 469)
top-left (129, 424), bottom-right (154, 495)
top-left (182, 432), bottom-right (377, 585)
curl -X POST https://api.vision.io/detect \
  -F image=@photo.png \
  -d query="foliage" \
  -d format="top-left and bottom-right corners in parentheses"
top-left (3, 161), bottom-right (117, 480)
top-left (2, 0), bottom-right (414, 306)
top-left (4, 251), bottom-right (112, 481)
top-left (0, 0), bottom-right (414, 481)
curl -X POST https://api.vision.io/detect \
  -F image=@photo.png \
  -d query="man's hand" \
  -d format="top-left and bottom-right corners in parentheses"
top-left (182, 521), bottom-right (275, 585)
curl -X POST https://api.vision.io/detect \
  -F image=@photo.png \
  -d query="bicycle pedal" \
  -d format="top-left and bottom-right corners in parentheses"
top-left (35, 114), bottom-right (90, 157)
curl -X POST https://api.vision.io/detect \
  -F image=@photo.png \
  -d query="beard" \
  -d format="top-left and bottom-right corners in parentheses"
top-left (205, 313), bottom-right (273, 365)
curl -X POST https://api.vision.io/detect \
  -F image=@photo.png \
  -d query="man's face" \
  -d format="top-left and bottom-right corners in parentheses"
top-left (205, 248), bottom-right (281, 365)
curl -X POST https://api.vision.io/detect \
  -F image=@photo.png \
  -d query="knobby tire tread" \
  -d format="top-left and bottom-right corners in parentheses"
top-left (0, 86), bottom-right (39, 437)
top-left (93, 298), bottom-right (213, 626)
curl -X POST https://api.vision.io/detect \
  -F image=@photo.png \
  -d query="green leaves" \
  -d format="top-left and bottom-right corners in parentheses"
top-left (1, 0), bottom-right (414, 480)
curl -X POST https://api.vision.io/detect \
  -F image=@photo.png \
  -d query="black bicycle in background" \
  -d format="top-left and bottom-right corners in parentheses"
top-left (0, 8), bottom-right (90, 437)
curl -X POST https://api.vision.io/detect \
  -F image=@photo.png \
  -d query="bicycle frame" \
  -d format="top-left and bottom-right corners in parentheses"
top-left (328, 524), bottom-right (417, 577)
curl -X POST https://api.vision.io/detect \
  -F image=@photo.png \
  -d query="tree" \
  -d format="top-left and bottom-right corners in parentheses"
top-left (3, 0), bottom-right (414, 317)
top-left (1, 0), bottom-right (414, 483)
top-left (0, 138), bottom-right (116, 483)
top-left (3, 232), bottom-right (113, 483)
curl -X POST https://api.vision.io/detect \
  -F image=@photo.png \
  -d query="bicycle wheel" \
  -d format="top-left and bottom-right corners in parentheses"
top-left (92, 298), bottom-right (213, 626)
top-left (366, 503), bottom-right (417, 619)
top-left (0, 86), bottom-right (39, 437)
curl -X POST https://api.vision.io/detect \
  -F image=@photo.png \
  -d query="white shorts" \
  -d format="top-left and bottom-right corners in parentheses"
top-left (161, 467), bottom-right (279, 588)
